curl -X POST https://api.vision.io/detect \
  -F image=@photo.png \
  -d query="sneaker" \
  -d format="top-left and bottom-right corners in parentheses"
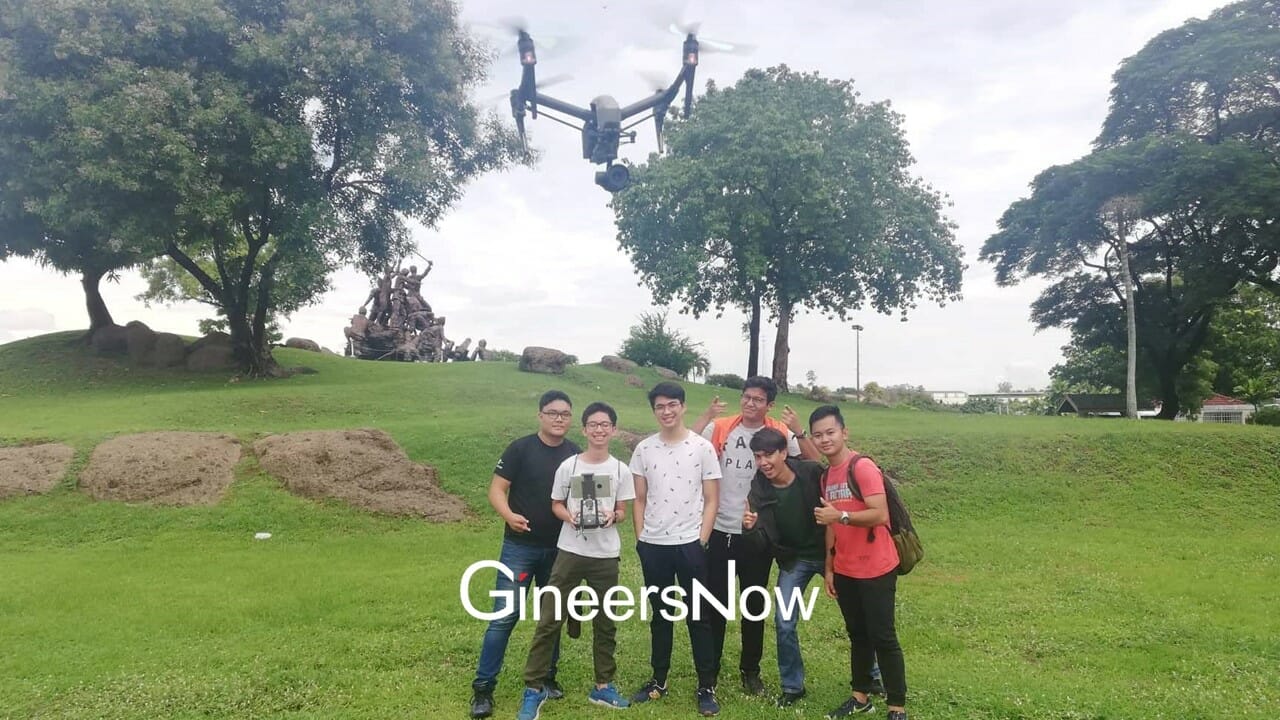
top-left (630, 679), bottom-right (668, 704)
top-left (542, 678), bottom-right (564, 700)
top-left (516, 687), bottom-right (547, 720)
top-left (776, 689), bottom-right (806, 707)
top-left (887, 711), bottom-right (908, 720)
top-left (469, 688), bottom-right (494, 719)
top-left (588, 683), bottom-right (631, 709)
top-left (825, 695), bottom-right (875, 718)
top-left (741, 671), bottom-right (766, 696)
top-left (696, 686), bottom-right (720, 716)
top-left (868, 677), bottom-right (886, 696)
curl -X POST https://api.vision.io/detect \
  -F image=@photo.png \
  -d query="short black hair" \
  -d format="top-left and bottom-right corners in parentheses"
top-left (743, 376), bottom-right (778, 403)
top-left (809, 404), bottom-right (845, 429)
top-left (748, 427), bottom-right (788, 453)
top-left (648, 381), bottom-right (686, 407)
top-left (581, 401), bottom-right (617, 425)
top-left (539, 390), bottom-right (572, 410)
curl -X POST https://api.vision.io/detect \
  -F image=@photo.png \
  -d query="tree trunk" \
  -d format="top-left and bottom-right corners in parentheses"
top-left (81, 268), bottom-right (114, 334)
top-left (227, 307), bottom-right (278, 378)
top-left (746, 294), bottom-right (761, 378)
top-left (771, 301), bottom-right (792, 392)
top-left (1119, 241), bottom-right (1139, 419)
top-left (1156, 366), bottom-right (1180, 420)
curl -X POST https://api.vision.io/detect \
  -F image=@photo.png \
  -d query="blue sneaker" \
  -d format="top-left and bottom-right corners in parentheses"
top-left (588, 683), bottom-right (630, 709)
top-left (516, 687), bottom-right (547, 720)
top-left (696, 686), bottom-right (720, 716)
top-left (630, 679), bottom-right (668, 704)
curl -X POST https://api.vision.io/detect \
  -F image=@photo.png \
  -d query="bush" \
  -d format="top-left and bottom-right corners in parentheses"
top-left (1250, 406), bottom-right (1280, 426)
top-left (618, 311), bottom-right (710, 379)
top-left (706, 373), bottom-right (745, 390)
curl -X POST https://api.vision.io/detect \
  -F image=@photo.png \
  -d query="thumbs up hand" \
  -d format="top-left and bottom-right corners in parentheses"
top-left (743, 506), bottom-right (759, 530)
top-left (814, 496), bottom-right (842, 526)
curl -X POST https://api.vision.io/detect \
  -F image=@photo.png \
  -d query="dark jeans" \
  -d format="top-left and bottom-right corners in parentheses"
top-left (524, 551), bottom-right (620, 688)
top-left (833, 570), bottom-right (907, 708)
top-left (636, 540), bottom-right (718, 688)
top-left (472, 539), bottom-right (560, 692)
top-left (705, 529), bottom-right (772, 677)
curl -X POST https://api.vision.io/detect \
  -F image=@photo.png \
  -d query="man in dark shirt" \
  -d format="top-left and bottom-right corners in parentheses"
top-left (469, 390), bottom-right (581, 719)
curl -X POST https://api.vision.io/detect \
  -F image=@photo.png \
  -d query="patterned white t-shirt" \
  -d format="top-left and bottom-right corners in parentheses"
top-left (630, 430), bottom-right (722, 545)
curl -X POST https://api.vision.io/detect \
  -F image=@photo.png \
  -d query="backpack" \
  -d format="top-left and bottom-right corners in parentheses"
top-left (846, 454), bottom-right (924, 575)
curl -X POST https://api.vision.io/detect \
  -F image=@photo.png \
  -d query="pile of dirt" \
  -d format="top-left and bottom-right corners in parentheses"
top-left (0, 443), bottom-right (74, 499)
top-left (80, 432), bottom-right (241, 505)
top-left (253, 429), bottom-right (465, 521)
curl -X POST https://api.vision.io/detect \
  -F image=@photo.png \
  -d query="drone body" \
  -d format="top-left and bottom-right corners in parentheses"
top-left (507, 30), bottom-right (700, 192)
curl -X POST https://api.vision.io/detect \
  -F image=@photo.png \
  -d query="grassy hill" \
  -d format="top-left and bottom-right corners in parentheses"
top-left (1, 332), bottom-right (1277, 719)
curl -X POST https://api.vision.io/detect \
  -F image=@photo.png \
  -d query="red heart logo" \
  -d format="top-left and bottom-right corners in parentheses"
top-left (517, 572), bottom-right (529, 582)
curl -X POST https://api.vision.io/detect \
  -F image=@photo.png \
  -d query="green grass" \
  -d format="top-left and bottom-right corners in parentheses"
top-left (1, 331), bottom-right (1278, 719)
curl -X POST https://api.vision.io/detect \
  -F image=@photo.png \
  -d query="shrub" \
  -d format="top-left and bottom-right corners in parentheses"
top-left (1250, 406), bottom-right (1280, 426)
top-left (618, 311), bottom-right (710, 379)
top-left (706, 373), bottom-right (745, 390)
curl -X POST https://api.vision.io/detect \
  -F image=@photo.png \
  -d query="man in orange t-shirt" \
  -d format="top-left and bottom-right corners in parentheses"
top-left (810, 405), bottom-right (908, 720)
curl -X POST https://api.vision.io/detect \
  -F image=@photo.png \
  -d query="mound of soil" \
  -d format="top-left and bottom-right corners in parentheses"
top-left (80, 432), bottom-right (241, 505)
top-left (0, 443), bottom-right (74, 499)
top-left (253, 429), bottom-right (465, 521)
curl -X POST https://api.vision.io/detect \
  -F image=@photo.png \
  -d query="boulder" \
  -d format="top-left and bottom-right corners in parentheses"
top-left (285, 337), bottom-right (321, 352)
top-left (625, 374), bottom-right (645, 388)
top-left (151, 333), bottom-right (188, 368)
top-left (187, 331), bottom-right (232, 355)
top-left (601, 355), bottom-right (638, 374)
top-left (186, 344), bottom-right (236, 372)
top-left (653, 366), bottom-right (679, 379)
top-left (125, 321), bottom-right (157, 365)
top-left (519, 346), bottom-right (571, 375)
top-left (90, 324), bottom-right (129, 356)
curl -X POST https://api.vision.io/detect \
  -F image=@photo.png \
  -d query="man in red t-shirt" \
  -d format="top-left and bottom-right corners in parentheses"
top-left (809, 405), bottom-right (908, 720)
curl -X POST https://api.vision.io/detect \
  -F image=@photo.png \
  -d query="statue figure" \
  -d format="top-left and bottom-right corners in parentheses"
top-left (451, 337), bottom-right (472, 362)
top-left (362, 268), bottom-right (395, 325)
top-left (471, 339), bottom-right (488, 361)
top-left (387, 294), bottom-right (405, 331)
top-left (403, 262), bottom-right (433, 314)
top-left (344, 307), bottom-right (370, 354)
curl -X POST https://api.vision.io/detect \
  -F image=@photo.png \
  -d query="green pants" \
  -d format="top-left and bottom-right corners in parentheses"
top-left (523, 550), bottom-right (620, 688)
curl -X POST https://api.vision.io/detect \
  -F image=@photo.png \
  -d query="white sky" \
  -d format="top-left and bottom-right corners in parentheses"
top-left (0, 0), bottom-right (1230, 392)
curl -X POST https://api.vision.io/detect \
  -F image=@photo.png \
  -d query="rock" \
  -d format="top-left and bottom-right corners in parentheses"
top-left (653, 366), bottom-right (679, 379)
top-left (125, 321), bottom-right (157, 365)
top-left (187, 331), bottom-right (232, 355)
top-left (151, 333), bottom-right (187, 368)
top-left (625, 374), bottom-right (645, 388)
top-left (601, 355), bottom-right (638, 374)
top-left (519, 346), bottom-right (571, 375)
top-left (285, 337), bottom-right (321, 352)
top-left (90, 324), bottom-right (129, 356)
top-left (186, 344), bottom-right (236, 372)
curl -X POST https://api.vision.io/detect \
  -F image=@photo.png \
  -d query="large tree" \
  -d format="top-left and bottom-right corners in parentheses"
top-left (1, 0), bottom-right (521, 374)
top-left (611, 66), bottom-right (963, 389)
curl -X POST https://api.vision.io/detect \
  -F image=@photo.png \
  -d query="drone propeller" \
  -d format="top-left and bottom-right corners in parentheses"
top-left (637, 70), bottom-right (673, 94)
top-left (481, 74), bottom-right (573, 105)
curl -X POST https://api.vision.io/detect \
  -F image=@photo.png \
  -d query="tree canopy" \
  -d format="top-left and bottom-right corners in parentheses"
top-left (610, 65), bottom-right (963, 389)
top-left (0, 0), bottom-right (522, 373)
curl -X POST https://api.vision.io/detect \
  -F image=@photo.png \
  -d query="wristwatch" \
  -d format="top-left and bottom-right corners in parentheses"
top-left (839, 511), bottom-right (851, 526)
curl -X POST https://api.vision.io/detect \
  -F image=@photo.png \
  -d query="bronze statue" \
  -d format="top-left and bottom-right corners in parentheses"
top-left (345, 261), bottom-right (487, 362)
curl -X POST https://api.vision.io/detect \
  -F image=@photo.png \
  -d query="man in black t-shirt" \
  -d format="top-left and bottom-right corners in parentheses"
top-left (469, 390), bottom-right (581, 719)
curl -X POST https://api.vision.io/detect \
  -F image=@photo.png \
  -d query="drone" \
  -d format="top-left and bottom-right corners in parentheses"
top-left (505, 29), bottom-right (702, 193)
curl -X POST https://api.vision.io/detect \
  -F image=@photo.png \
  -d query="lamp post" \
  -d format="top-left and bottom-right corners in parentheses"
top-left (852, 324), bottom-right (864, 402)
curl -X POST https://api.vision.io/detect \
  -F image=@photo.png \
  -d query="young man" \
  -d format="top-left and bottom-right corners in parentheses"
top-left (739, 428), bottom-right (828, 708)
top-left (630, 382), bottom-right (723, 716)
top-left (469, 391), bottom-right (581, 719)
top-left (691, 376), bottom-right (820, 695)
top-left (517, 402), bottom-right (634, 720)
top-left (810, 405), bottom-right (908, 720)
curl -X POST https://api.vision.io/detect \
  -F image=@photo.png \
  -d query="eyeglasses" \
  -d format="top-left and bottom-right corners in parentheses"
top-left (541, 410), bottom-right (573, 420)
top-left (584, 421), bottom-right (614, 430)
top-left (652, 401), bottom-right (683, 413)
top-left (741, 394), bottom-right (769, 405)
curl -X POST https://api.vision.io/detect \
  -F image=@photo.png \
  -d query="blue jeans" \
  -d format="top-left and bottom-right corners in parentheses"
top-left (775, 559), bottom-right (881, 693)
top-left (472, 539), bottom-right (560, 691)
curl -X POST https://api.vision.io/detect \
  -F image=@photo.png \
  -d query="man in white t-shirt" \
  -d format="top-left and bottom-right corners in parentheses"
top-left (629, 382), bottom-right (723, 717)
top-left (518, 402), bottom-right (635, 720)
top-left (691, 376), bottom-right (820, 696)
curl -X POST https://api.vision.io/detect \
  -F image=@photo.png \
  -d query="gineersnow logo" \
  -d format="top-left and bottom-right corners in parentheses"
top-left (459, 560), bottom-right (820, 623)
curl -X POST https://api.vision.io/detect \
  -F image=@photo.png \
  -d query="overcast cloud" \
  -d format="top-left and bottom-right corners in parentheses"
top-left (0, 0), bottom-right (1231, 392)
